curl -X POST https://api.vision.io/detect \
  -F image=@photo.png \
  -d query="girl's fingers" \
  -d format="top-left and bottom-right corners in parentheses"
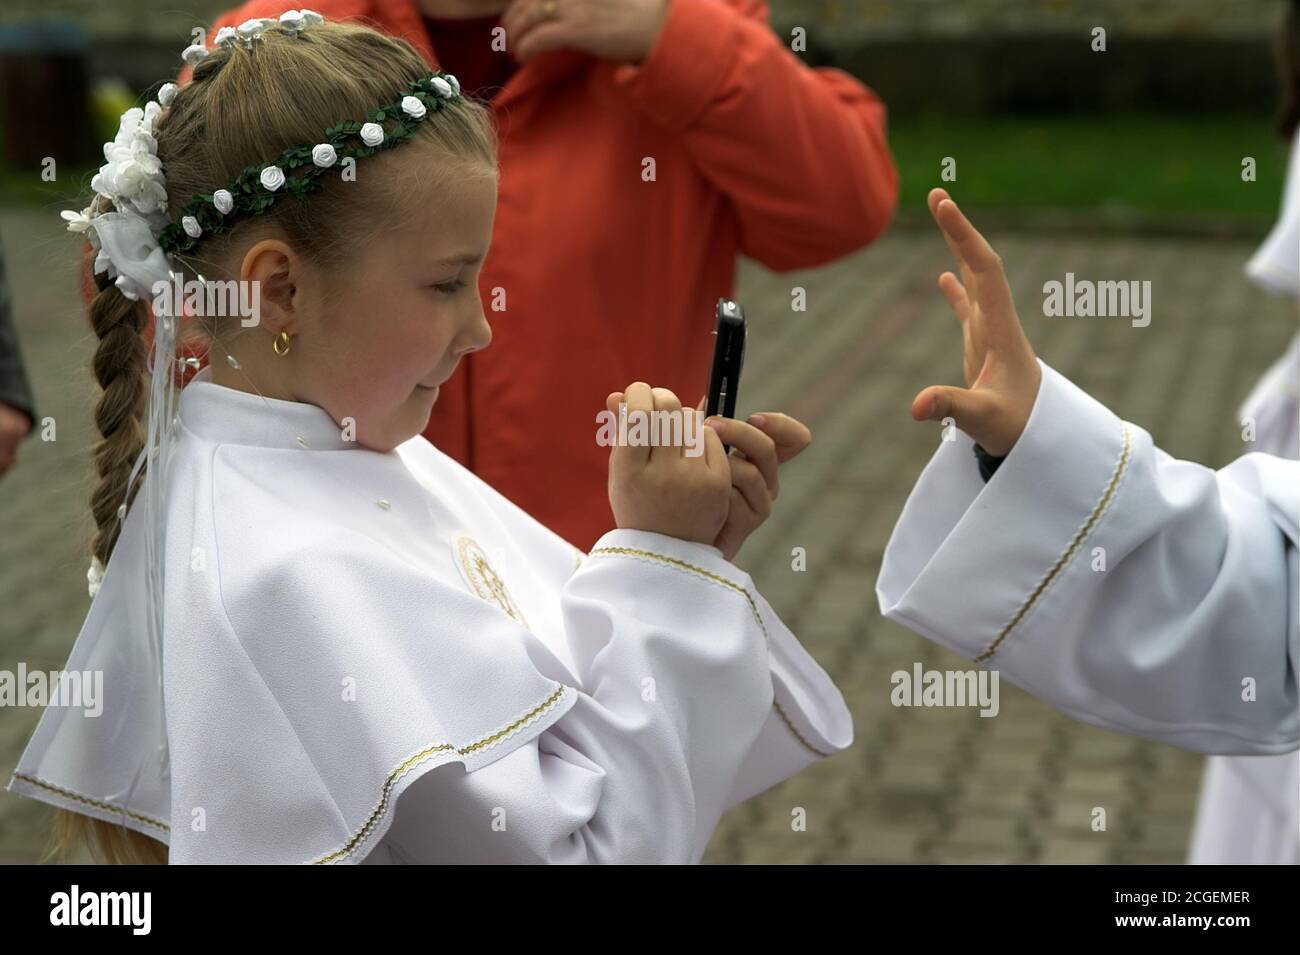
top-left (746, 412), bottom-right (811, 463)
top-left (651, 387), bottom-right (681, 412)
top-left (618, 381), bottom-right (654, 467)
top-left (712, 486), bottom-right (749, 560)
top-left (701, 418), bottom-right (729, 478)
top-left (728, 456), bottom-right (772, 521)
top-left (706, 417), bottom-right (778, 496)
top-left (649, 386), bottom-right (684, 462)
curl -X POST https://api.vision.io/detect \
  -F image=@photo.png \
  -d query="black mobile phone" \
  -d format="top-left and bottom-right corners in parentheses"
top-left (706, 298), bottom-right (746, 452)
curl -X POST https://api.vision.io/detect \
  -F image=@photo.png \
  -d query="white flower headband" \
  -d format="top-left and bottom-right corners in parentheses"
top-left (66, 11), bottom-right (463, 300)
top-left (62, 10), bottom-right (330, 304)
top-left (65, 12), bottom-right (461, 611)
top-left (181, 9), bottom-right (325, 66)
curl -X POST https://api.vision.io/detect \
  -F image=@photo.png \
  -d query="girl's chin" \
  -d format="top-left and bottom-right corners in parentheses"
top-left (415, 384), bottom-right (440, 400)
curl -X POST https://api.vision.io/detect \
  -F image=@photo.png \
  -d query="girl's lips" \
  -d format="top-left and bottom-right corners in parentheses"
top-left (417, 364), bottom-right (456, 391)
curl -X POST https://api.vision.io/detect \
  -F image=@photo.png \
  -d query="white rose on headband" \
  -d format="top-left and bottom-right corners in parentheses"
top-left (279, 10), bottom-right (305, 35)
top-left (182, 216), bottom-right (202, 239)
top-left (260, 165), bottom-right (286, 191)
top-left (237, 18), bottom-right (274, 43)
top-left (446, 74), bottom-right (460, 95)
top-left (430, 77), bottom-right (453, 98)
top-left (157, 82), bottom-right (178, 107)
top-left (300, 9), bottom-right (324, 27)
top-left (94, 104), bottom-right (168, 216)
top-left (215, 26), bottom-right (238, 48)
top-left (401, 96), bottom-right (427, 120)
top-left (94, 155), bottom-right (168, 216)
top-left (213, 189), bottom-right (234, 214)
top-left (181, 43), bottom-right (208, 66)
top-left (360, 122), bottom-right (384, 147)
top-left (311, 143), bottom-right (337, 167)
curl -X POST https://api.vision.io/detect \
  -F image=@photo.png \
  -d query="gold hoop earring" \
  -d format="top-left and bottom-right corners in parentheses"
top-left (273, 330), bottom-right (292, 356)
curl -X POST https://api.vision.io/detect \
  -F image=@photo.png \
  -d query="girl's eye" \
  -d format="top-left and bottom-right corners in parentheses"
top-left (430, 280), bottom-right (466, 295)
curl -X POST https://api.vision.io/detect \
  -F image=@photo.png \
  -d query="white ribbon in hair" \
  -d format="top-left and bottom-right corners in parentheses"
top-left (87, 210), bottom-right (174, 304)
top-left (86, 207), bottom-right (180, 826)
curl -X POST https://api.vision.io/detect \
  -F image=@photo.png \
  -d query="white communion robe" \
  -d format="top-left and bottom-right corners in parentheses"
top-left (1186, 126), bottom-right (1300, 865)
top-left (7, 367), bottom-right (852, 864)
top-left (877, 360), bottom-right (1299, 763)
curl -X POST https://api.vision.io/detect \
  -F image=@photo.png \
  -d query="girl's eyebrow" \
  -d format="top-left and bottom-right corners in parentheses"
top-left (434, 251), bottom-right (485, 266)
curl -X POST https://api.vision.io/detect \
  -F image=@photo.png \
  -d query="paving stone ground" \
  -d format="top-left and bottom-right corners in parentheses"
top-left (0, 208), bottom-right (1294, 863)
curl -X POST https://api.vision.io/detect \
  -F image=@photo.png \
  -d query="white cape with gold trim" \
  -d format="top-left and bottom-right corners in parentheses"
top-left (8, 368), bottom-right (852, 863)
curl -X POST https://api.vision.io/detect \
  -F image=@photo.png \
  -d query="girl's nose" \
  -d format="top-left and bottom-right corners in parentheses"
top-left (454, 306), bottom-right (492, 357)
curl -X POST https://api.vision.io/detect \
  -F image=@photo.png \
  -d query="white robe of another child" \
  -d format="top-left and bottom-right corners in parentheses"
top-left (1186, 125), bottom-right (1300, 865)
top-left (877, 360), bottom-right (1299, 763)
top-left (7, 366), bottom-right (852, 863)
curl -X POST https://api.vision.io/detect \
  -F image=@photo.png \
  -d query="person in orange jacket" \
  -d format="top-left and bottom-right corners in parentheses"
top-left (88, 0), bottom-right (897, 550)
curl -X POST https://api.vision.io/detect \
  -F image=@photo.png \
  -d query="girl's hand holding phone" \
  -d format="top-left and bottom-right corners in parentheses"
top-left (704, 411), bottom-right (810, 561)
top-left (604, 388), bottom-right (812, 561)
top-left (912, 188), bottom-right (1042, 457)
top-left (606, 382), bottom-right (731, 546)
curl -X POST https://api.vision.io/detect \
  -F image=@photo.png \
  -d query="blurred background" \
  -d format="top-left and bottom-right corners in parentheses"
top-left (1, 0), bottom-right (1296, 863)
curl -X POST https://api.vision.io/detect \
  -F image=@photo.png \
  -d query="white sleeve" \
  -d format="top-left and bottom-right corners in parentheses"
top-left (720, 582), bottom-right (856, 811)
top-left (877, 359), bottom-right (1300, 756)
top-left (375, 529), bottom-right (852, 864)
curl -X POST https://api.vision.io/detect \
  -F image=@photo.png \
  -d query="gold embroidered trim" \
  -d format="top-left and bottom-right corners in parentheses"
top-left (588, 545), bottom-right (833, 759)
top-left (311, 683), bottom-right (569, 865)
top-left (771, 697), bottom-right (831, 759)
top-left (10, 771), bottom-right (170, 833)
top-left (455, 535), bottom-right (530, 630)
top-left (589, 546), bottom-right (757, 609)
top-left (974, 423), bottom-right (1133, 664)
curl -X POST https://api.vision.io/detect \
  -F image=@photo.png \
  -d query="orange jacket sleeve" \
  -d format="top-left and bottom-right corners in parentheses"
top-left (611, 0), bottom-right (898, 271)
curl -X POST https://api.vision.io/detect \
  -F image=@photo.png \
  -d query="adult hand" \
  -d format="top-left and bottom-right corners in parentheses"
top-left (0, 402), bottom-right (33, 479)
top-left (504, 0), bottom-right (669, 64)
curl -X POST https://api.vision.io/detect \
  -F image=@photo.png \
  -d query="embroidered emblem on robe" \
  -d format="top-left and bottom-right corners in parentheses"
top-left (454, 535), bottom-right (530, 630)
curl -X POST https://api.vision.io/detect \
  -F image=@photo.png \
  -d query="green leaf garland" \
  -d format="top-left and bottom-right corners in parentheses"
top-left (158, 73), bottom-right (458, 255)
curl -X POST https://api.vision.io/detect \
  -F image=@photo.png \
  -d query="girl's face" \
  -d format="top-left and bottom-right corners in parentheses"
top-left (228, 160), bottom-right (499, 452)
top-left (304, 166), bottom-right (498, 451)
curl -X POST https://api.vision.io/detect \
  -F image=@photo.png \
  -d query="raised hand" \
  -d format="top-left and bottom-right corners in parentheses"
top-left (911, 188), bottom-right (1042, 457)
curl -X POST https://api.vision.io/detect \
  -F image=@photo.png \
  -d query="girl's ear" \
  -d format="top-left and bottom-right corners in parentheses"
top-left (240, 239), bottom-right (298, 331)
